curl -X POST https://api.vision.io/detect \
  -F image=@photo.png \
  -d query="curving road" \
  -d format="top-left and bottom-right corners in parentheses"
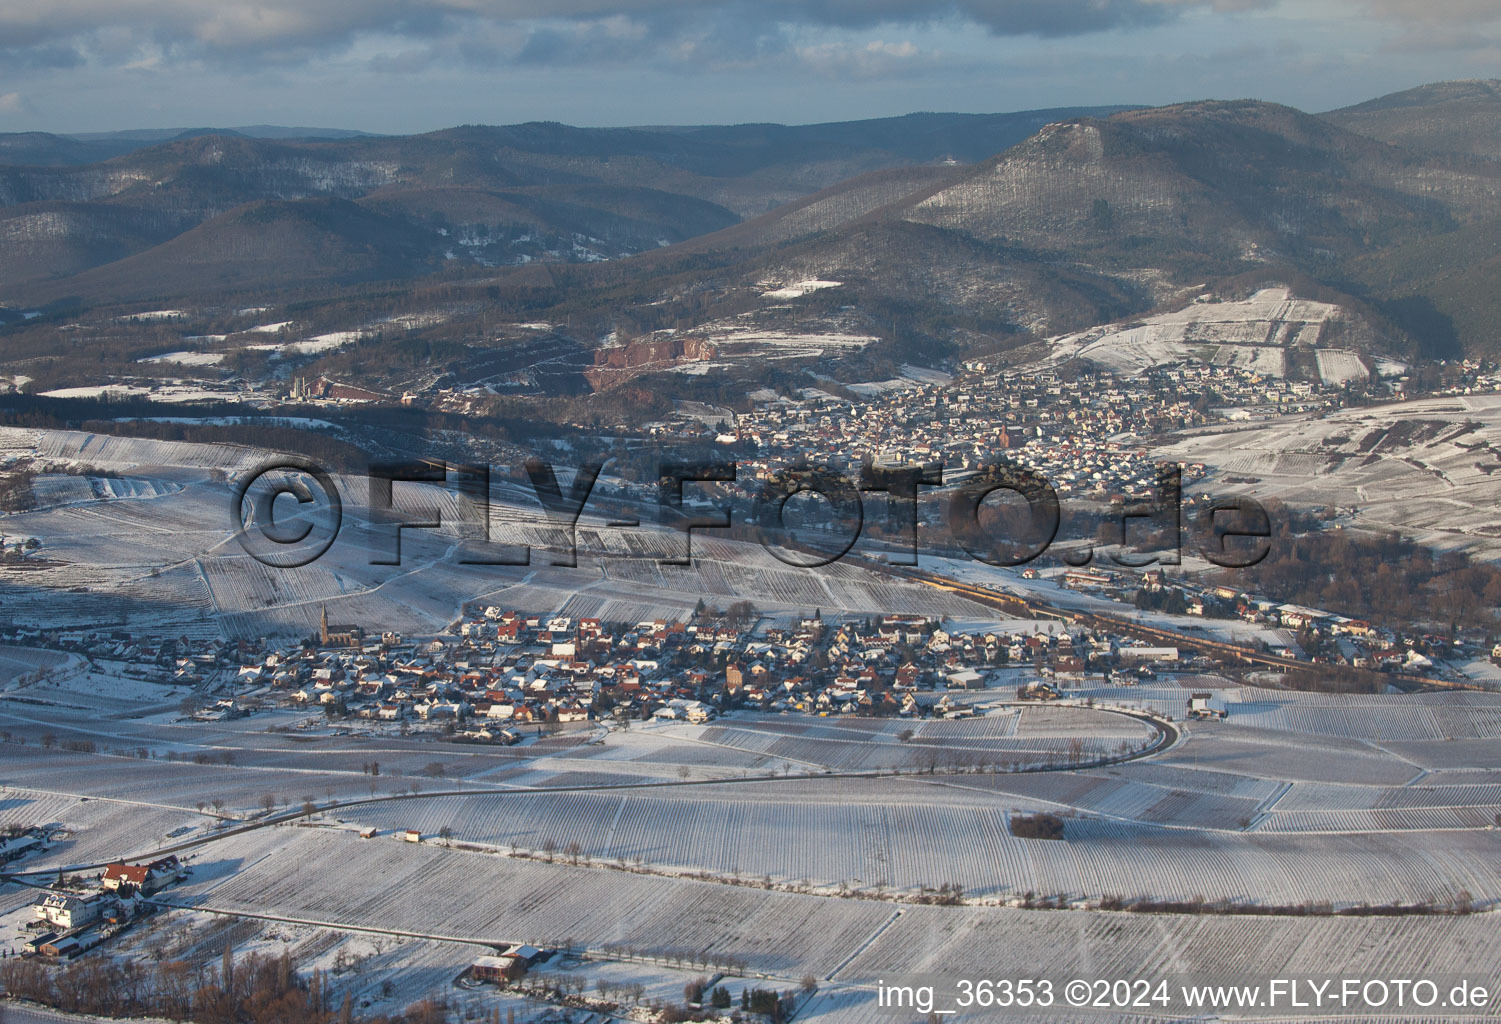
top-left (5, 702), bottom-right (1178, 877)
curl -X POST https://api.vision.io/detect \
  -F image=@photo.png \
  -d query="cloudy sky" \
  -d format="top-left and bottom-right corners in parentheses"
top-left (0, 0), bottom-right (1497, 133)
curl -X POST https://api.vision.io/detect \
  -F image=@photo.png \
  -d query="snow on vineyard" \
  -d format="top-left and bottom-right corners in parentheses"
top-left (158, 823), bottom-right (1501, 993)
top-left (1159, 729), bottom-right (1423, 784)
top-left (1, 674), bottom-right (1499, 908)
top-left (326, 767), bottom-right (1501, 907)
top-left (0, 786), bottom-right (207, 867)
top-left (1156, 392), bottom-right (1501, 559)
top-left (1045, 288), bottom-right (1387, 377)
top-left (0, 427), bottom-right (1006, 640)
top-left (1315, 347), bottom-right (1370, 384)
top-left (1223, 689), bottom-right (1501, 741)
top-left (173, 828), bottom-right (893, 977)
top-left (0, 740), bottom-right (429, 821)
top-left (653, 708), bottom-right (1154, 773)
top-left (840, 905), bottom-right (1501, 984)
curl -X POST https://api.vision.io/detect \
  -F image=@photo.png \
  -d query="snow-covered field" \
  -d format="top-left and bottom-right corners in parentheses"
top-left (0, 428), bottom-right (1005, 639)
top-left (762, 279), bottom-right (843, 300)
top-left (151, 824), bottom-right (1501, 993)
top-left (1155, 392), bottom-right (1501, 559)
top-left (848, 364), bottom-right (956, 396)
top-left (250, 329), bottom-right (369, 357)
top-left (139, 350), bottom-right (227, 366)
top-left (38, 383), bottom-right (236, 402)
top-left (117, 310), bottom-right (186, 322)
top-left (0, 660), bottom-right (1495, 909)
top-left (0, 428), bottom-right (1499, 1012)
top-left (698, 328), bottom-right (876, 361)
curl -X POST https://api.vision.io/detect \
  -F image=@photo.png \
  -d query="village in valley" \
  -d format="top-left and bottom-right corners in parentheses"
top-left (0, 320), bottom-right (1497, 1021)
top-left (8, 65), bottom-right (1501, 1023)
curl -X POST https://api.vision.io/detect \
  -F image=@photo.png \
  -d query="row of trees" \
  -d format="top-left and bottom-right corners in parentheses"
top-left (0, 946), bottom-right (436, 1024)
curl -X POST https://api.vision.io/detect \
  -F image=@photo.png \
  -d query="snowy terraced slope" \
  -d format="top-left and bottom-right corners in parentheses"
top-left (1048, 288), bottom-right (1383, 376)
top-left (139, 351), bottom-right (227, 366)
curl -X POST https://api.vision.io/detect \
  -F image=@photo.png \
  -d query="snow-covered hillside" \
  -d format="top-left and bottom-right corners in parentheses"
top-left (1049, 287), bottom-right (1400, 382)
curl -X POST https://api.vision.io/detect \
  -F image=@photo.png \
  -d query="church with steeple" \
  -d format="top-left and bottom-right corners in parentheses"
top-left (318, 606), bottom-right (363, 648)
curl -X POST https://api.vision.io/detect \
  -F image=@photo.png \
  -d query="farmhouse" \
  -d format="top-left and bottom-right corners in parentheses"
top-left (101, 856), bottom-right (181, 895)
top-left (472, 943), bottom-right (544, 983)
top-left (101, 863), bottom-right (149, 893)
top-left (471, 955), bottom-right (517, 983)
top-left (39, 935), bottom-right (85, 958)
top-left (0, 833), bottom-right (41, 863)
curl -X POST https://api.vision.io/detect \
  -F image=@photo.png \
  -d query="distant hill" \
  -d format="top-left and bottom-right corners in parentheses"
top-left (893, 101), bottom-right (1489, 265)
top-left (0, 106), bottom-right (1126, 306)
top-left (1319, 81), bottom-right (1501, 356)
top-left (345, 95), bottom-right (1501, 373)
top-left (644, 99), bottom-right (1501, 359)
top-left (10, 88), bottom-right (1501, 380)
top-left (65, 125), bottom-right (379, 143)
top-left (0, 125), bottom-right (380, 167)
top-left (0, 132), bottom-right (145, 168)
top-left (1322, 80), bottom-right (1501, 160)
top-left (30, 197), bottom-right (440, 303)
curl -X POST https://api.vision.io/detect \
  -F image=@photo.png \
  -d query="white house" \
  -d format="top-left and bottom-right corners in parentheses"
top-left (35, 892), bottom-right (109, 930)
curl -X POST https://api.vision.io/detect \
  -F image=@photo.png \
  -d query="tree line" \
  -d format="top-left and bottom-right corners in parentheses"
top-left (1226, 504), bottom-right (1501, 633)
top-left (0, 945), bottom-right (443, 1024)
